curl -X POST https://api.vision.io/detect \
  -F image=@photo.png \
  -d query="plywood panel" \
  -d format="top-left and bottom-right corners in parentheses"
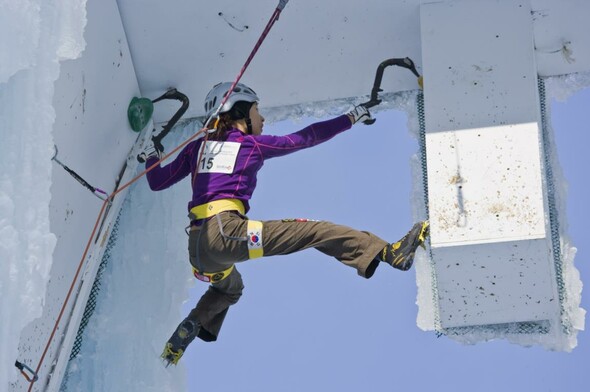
top-left (426, 124), bottom-right (546, 247)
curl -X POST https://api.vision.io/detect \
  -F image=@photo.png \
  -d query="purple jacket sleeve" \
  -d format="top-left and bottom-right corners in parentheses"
top-left (145, 140), bottom-right (199, 191)
top-left (253, 115), bottom-right (352, 159)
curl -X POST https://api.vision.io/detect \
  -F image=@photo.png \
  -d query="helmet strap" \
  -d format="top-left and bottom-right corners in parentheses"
top-left (246, 118), bottom-right (253, 134)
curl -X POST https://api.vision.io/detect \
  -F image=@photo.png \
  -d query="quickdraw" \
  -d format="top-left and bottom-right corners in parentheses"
top-left (52, 145), bottom-right (109, 201)
top-left (15, 360), bottom-right (38, 383)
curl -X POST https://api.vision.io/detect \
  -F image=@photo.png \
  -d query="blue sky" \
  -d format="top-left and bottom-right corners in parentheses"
top-left (180, 87), bottom-right (589, 392)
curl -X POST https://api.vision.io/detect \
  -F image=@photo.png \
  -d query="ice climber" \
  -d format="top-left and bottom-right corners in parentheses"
top-left (138, 82), bottom-right (430, 366)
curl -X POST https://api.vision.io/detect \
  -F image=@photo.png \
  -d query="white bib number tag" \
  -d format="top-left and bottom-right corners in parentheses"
top-left (198, 141), bottom-right (241, 174)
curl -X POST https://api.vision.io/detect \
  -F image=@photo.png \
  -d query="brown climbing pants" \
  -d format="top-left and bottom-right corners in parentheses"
top-left (185, 211), bottom-right (388, 341)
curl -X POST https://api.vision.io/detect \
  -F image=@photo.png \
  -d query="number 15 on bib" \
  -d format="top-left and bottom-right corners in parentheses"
top-left (198, 141), bottom-right (241, 174)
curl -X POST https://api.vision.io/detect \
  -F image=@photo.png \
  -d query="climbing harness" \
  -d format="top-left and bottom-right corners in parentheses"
top-left (360, 57), bottom-right (422, 124)
top-left (192, 265), bottom-right (235, 283)
top-left (213, 215), bottom-right (264, 259)
top-left (189, 199), bottom-right (246, 220)
top-left (51, 145), bottom-right (109, 201)
top-left (21, 1), bottom-right (288, 389)
top-left (189, 199), bottom-right (265, 260)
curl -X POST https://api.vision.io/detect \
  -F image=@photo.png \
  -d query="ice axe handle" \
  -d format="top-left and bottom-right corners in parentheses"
top-left (359, 57), bottom-right (421, 125)
top-left (137, 89), bottom-right (189, 163)
top-left (151, 89), bottom-right (190, 148)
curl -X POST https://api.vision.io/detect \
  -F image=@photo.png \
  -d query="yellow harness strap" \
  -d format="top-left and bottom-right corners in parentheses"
top-left (189, 199), bottom-right (245, 220)
top-left (192, 265), bottom-right (235, 284)
top-left (190, 198), bottom-right (263, 263)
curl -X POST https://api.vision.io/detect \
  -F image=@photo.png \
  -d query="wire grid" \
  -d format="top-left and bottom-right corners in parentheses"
top-left (68, 212), bottom-right (122, 361)
top-left (538, 77), bottom-right (570, 334)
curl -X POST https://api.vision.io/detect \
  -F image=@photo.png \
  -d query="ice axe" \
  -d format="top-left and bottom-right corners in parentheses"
top-left (133, 88), bottom-right (190, 163)
top-left (150, 88), bottom-right (190, 152)
top-left (360, 57), bottom-right (422, 124)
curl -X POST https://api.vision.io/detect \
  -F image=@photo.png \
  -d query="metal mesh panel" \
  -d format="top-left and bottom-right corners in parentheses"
top-left (68, 212), bottom-right (122, 361)
top-left (416, 92), bottom-right (443, 332)
top-left (538, 77), bottom-right (570, 334)
top-left (444, 320), bottom-right (551, 336)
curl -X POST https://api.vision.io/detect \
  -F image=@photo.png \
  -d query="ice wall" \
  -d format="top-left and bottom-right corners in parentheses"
top-left (0, 0), bottom-right (87, 387)
top-left (8, 0), bottom-right (146, 389)
top-left (62, 172), bottom-right (193, 392)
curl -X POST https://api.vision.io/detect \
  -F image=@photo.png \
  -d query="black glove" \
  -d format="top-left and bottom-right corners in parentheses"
top-left (346, 105), bottom-right (373, 125)
top-left (137, 136), bottom-right (162, 163)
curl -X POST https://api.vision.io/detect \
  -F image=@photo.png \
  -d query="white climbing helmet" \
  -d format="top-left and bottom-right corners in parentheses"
top-left (203, 82), bottom-right (259, 120)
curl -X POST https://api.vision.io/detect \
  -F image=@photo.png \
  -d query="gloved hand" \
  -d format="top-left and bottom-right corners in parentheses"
top-left (346, 104), bottom-right (373, 125)
top-left (137, 136), bottom-right (162, 163)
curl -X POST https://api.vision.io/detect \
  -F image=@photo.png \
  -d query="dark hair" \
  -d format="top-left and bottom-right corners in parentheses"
top-left (206, 101), bottom-right (254, 140)
top-left (206, 113), bottom-right (234, 140)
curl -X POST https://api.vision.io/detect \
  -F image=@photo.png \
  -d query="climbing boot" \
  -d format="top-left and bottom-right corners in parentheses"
top-left (382, 221), bottom-right (430, 271)
top-left (161, 319), bottom-right (200, 367)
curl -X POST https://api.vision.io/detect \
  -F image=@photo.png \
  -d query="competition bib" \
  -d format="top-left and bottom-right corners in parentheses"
top-left (198, 141), bottom-right (241, 174)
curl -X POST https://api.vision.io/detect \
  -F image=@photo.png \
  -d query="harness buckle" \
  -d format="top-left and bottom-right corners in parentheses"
top-left (192, 265), bottom-right (235, 283)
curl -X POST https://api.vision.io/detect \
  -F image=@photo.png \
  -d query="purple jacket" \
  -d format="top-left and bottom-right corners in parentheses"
top-left (146, 115), bottom-right (352, 212)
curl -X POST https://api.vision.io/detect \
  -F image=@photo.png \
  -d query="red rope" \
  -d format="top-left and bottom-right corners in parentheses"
top-left (210, 7), bottom-right (282, 121)
top-left (26, 127), bottom-right (206, 392)
top-left (24, 2), bottom-right (287, 390)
